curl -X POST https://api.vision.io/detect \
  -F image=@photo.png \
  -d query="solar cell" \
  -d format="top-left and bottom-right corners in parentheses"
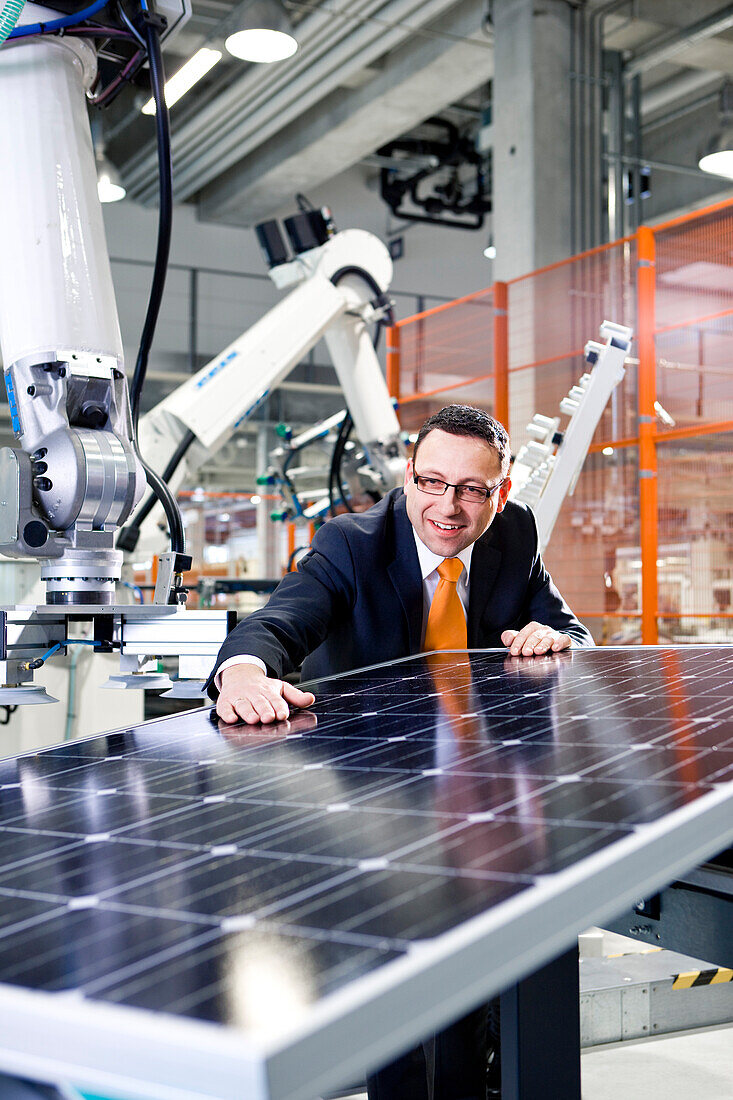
top-left (0, 646), bottom-right (730, 1100)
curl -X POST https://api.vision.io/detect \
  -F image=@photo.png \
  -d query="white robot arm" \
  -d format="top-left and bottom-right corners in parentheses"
top-left (125, 222), bottom-right (406, 555)
top-left (509, 321), bottom-right (633, 548)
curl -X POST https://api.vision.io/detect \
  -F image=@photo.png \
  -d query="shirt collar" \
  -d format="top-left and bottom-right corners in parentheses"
top-left (411, 526), bottom-right (474, 582)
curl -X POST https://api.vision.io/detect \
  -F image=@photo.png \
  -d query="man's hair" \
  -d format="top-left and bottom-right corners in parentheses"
top-left (413, 405), bottom-right (511, 476)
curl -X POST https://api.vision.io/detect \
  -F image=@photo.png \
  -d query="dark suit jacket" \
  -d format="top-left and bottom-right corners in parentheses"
top-left (207, 488), bottom-right (593, 695)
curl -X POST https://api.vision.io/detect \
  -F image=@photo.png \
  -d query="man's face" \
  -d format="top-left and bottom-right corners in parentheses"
top-left (404, 428), bottom-right (511, 556)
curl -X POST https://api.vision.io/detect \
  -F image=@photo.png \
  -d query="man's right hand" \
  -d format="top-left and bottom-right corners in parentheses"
top-left (216, 663), bottom-right (316, 725)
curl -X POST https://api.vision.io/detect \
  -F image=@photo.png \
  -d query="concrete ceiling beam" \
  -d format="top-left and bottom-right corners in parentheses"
top-left (198, 0), bottom-right (493, 225)
top-left (122, 0), bottom-right (466, 204)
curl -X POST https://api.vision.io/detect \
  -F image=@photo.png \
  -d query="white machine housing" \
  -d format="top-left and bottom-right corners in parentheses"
top-left (0, 11), bottom-right (145, 604)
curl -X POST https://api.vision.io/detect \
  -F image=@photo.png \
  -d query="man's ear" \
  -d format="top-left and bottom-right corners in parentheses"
top-left (404, 456), bottom-right (414, 490)
top-left (495, 477), bottom-right (511, 513)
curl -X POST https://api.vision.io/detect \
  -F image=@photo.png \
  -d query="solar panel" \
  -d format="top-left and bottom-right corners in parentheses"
top-left (0, 646), bottom-right (731, 1100)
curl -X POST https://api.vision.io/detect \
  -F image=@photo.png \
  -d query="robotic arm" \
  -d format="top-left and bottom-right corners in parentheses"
top-left (0, 2), bottom-right (238, 703)
top-left (0, 15), bottom-right (146, 605)
top-left (125, 220), bottom-right (407, 556)
top-left (509, 321), bottom-right (633, 548)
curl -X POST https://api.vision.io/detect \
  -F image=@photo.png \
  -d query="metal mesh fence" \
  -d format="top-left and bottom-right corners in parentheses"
top-left (388, 198), bottom-right (733, 643)
top-left (391, 289), bottom-right (495, 433)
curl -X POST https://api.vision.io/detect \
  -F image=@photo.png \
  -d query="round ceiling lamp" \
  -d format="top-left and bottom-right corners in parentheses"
top-left (96, 149), bottom-right (126, 203)
top-left (699, 82), bottom-right (733, 180)
top-left (698, 135), bottom-right (733, 180)
top-left (225, 0), bottom-right (298, 63)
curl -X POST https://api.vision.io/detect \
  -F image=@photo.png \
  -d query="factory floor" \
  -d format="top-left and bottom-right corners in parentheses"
top-left (581, 1022), bottom-right (733, 1098)
top-left (580, 927), bottom-right (733, 1098)
top-left (327, 927), bottom-right (733, 1100)
top-left (332, 1023), bottom-right (733, 1100)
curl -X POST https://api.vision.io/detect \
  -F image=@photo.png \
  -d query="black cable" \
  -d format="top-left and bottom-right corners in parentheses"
top-left (327, 267), bottom-right (395, 515)
top-left (123, 9), bottom-right (185, 555)
top-left (116, 1), bottom-right (145, 46)
top-left (117, 429), bottom-right (195, 551)
top-left (130, 18), bottom-right (172, 428)
top-left (328, 411), bottom-right (353, 516)
top-left (330, 265), bottom-right (389, 308)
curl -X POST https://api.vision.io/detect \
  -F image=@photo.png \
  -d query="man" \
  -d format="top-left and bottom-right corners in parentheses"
top-left (210, 404), bottom-right (592, 723)
top-left (208, 404), bottom-right (593, 1098)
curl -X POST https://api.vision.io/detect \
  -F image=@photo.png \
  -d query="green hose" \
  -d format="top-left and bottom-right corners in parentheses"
top-left (0, 0), bottom-right (25, 45)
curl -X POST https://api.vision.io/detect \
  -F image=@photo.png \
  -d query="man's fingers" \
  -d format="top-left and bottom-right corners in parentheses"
top-left (503, 622), bottom-right (572, 657)
top-left (520, 629), bottom-right (547, 655)
top-left (506, 622), bottom-right (541, 655)
top-left (216, 697), bottom-right (240, 724)
top-left (217, 678), bottom-right (315, 726)
top-left (282, 682), bottom-right (316, 708)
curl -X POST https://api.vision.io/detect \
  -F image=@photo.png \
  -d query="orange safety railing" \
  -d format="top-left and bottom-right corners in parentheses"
top-left (388, 198), bottom-right (733, 646)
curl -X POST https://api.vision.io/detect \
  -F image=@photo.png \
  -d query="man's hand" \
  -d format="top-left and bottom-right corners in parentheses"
top-left (501, 622), bottom-right (572, 657)
top-left (217, 708), bottom-right (318, 746)
top-left (216, 663), bottom-right (315, 725)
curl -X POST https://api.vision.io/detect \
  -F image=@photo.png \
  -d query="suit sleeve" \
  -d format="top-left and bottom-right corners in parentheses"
top-left (205, 521), bottom-right (357, 697)
top-left (521, 509), bottom-right (594, 647)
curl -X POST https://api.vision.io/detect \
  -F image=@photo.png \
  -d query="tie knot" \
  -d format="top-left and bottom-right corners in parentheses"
top-left (437, 558), bottom-right (463, 584)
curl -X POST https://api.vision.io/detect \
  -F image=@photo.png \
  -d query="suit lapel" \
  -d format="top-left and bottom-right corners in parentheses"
top-left (467, 527), bottom-right (502, 645)
top-left (387, 494), bottom-right (424, 653)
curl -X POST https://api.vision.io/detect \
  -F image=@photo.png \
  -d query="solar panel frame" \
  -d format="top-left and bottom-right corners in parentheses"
top-left (0, 646), bottom-right (730, 1100)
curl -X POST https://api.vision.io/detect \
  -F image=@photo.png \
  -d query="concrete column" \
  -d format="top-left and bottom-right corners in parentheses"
top-left (493, 0), bottom-right (574, 281)
top-left (492, 1), bottom-right (607, 632)
top-left (256, 425), bottom-right (281, 578)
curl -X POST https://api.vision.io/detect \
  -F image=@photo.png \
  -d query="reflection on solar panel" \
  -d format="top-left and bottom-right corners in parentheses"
top-left (0, 647), bottom-right (731, 1100)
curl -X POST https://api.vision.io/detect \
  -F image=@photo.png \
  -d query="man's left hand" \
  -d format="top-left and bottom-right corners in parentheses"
top-left (501, 622), bottom-right (572, 656)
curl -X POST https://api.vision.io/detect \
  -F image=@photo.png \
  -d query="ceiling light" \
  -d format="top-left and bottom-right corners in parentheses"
top-left (141, 47), bottom-right (222, 115)
top-left (483, 236), bottom-right (496, 260)
top-left (225, 0), bottom-right (297, 63)
top-left (699, 82), bottom-right (733, 179)
top-left (699, 140), bottom-right (733, 179)
top-left (96, 150), bottom-right (126, 203)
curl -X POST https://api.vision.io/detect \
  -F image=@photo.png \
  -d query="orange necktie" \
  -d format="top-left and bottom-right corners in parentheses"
top-left (424, 558), bottom-right (468, 651)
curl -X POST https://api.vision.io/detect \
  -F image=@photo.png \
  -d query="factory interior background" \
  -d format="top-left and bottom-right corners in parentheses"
top-left (1, 3), bottom-right (733, 1098)
top-left (3, 0), bottom-right (728, 750)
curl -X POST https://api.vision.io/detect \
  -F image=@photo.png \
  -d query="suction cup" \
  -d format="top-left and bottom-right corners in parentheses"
top-left (102, 673), bottom-right (173, 690)
top-left (0, 686), bottom-right (58, 704)
top-left (160, 679), bottom-right (207, 699)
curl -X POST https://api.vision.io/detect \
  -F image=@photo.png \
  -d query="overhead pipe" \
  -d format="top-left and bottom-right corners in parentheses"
top-left (625, 4), bottom-right (733, 80)
top-left (124, 0), bottom-right (469, 203)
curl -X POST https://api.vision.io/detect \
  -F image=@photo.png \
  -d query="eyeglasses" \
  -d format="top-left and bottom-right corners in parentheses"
top-left (413, 473), bottom-right (506, 504)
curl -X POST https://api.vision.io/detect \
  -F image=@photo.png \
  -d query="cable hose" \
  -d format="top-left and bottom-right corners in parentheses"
top-left (328, 411), bottom-right (353, 517)
top-left (127, 14), bottom-right (185, 555)
top-left (327, 266), bottom-right (394, 515)
top-left (130, 20), bottom-right (172, 429)
top-left (6, 0), bottom-right (108, 39)
top-left (117, 428), bottom-right (195, 551)
top-left (0, 0), bottom-right (24, 44)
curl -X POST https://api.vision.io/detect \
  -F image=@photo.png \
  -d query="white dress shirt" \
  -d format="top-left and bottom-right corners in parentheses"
top-left (214, 528), bottom-right (474, 690)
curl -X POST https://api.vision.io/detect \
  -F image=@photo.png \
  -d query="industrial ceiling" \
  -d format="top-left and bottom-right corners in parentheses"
top-left (101, 0), bottom-right (733, 228)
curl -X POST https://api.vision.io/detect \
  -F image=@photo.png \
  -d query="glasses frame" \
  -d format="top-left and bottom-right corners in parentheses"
top-left (412, 472), bottom-right (507, 504)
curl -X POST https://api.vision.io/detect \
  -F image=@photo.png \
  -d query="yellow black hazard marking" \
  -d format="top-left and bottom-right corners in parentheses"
top-left (672, 967), bottom-right (733, 990)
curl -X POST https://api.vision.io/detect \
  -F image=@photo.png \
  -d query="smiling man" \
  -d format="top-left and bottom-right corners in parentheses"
top-left (208, 404), bottom-right (592, 724)
top-left (206, 404), bottom-right (592, 1100)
